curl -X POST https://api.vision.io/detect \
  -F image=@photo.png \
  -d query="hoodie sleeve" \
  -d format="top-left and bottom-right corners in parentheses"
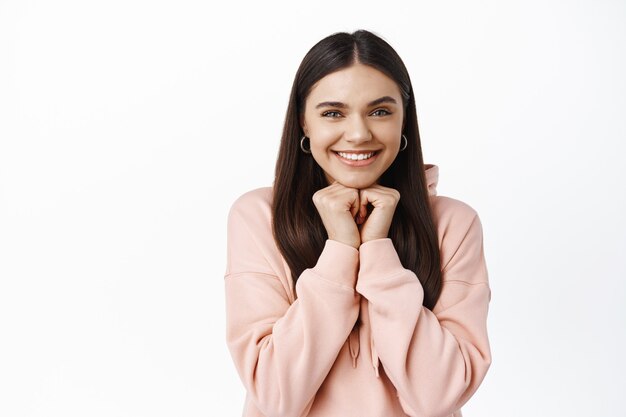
top-left (224, 196), bottom-right (361, 417)
top-left (355, 208), bottom-right (491, 417)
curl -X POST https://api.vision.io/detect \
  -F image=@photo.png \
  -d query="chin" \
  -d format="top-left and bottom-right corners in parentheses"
top-left (334, 175), bottom-right (378, 189)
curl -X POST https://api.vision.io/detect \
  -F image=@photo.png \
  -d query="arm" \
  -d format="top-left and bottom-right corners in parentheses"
top-left (224, 200), bottom-right (361, 417)
top-left (356, 212), bottom-right (492, 417)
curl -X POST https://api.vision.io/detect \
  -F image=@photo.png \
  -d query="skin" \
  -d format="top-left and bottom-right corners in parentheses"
top-left (301, 63), bottom-right (403, 249)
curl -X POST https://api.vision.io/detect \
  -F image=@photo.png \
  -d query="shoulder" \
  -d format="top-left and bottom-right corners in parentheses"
top-left (429, 195), bottom-right (486, 283)
top-left (230, 186), bottom-right (273, 210)
top-left (430, 195), bottom-right (479, 229)
top-left (226, 186), bottom-right (275, 245)
top-left (228, 186), bottom-right (273, 220)
top-left (225, 186), bottom-right (282, 278)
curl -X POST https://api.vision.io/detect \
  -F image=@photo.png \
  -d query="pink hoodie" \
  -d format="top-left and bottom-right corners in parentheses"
top-left (224, 164), bottom-right (492, 417)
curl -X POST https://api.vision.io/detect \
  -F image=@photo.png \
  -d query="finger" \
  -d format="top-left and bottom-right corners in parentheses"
top-left (358, 189), bottom-right (370, 219)
top-left (350, 190), bottom-right (360, 218)
top-left (360, 187), bottom-right (395, 208)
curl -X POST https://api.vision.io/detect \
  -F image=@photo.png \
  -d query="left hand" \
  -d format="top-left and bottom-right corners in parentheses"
top-left (355, 184), bottom-right (401, 244)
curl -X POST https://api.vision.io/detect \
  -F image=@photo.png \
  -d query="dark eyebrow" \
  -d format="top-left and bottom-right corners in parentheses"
top-left (315, 96), bottom-right (397, 109)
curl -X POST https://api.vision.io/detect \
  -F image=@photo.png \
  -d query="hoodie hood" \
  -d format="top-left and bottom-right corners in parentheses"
top-left (347, 163), bottom-right (439, 377)
top-left (425, 163), bottom-right (439, 197)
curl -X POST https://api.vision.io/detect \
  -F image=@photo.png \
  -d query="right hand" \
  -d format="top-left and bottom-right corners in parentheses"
top-left (312, 181), bottom-right (361, 250)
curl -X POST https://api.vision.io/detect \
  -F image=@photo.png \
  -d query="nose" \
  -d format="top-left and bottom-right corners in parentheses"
top-left (344, 115), bottom-right (372, 144)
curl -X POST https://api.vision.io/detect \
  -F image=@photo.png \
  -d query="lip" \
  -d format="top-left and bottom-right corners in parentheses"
top-left (333, 150), bottom-right (380, 167)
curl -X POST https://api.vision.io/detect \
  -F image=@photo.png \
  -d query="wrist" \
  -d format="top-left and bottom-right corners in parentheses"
top-left (329, 237), bottom-right (360, 250)
top-left (360, 235), bottom-right (387, 245)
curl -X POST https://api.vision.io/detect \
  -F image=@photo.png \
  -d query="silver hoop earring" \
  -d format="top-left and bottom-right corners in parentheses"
top-left (300, 135), bottom-right (312, 154)
top-left (400, 134), bottom-right (408, 151)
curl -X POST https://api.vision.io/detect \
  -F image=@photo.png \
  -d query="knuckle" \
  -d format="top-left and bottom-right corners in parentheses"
top-left (312, 192), bottom-right (324, 205)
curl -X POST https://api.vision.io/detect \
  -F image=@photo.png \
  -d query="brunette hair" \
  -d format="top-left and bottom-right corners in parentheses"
top-left (271, 29), bottom-right (442, 309)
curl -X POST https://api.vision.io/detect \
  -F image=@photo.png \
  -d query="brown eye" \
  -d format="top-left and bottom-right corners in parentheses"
top-left (372, 109), bottom-right (391, 116)
top-left (322, 111), bottom-right (342, 118)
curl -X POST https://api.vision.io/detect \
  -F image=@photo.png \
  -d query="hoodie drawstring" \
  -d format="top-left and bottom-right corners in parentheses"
top-left (348, 326), bottom-right (359, 368)
top-left (347, 300), bottom-right (381, 378)
top-left (370, 337), bottom-right (380, 378)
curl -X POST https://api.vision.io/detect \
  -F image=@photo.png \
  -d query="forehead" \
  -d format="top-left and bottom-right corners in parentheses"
top-left (306, 64), bottom-right (401, 104)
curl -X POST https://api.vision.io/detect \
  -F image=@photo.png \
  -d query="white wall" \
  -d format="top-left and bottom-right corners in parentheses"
top-left (1, 0), bottom-right (624, 415)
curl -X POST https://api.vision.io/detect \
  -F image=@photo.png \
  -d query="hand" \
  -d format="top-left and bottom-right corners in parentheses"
top-left (312, 181), bottom-right (361, 249)
top-left (356, 184), bottom-right (401, 244)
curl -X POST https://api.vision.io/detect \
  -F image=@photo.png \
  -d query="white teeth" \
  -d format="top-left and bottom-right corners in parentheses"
top-left (337, 151), bottom-right (375, 160)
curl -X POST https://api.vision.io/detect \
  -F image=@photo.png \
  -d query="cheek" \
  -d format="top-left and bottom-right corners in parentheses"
top-left (377, 130), bottom-right (402, 150)
top-left (310, 141), bottom-right (334, 157)
top-left (310, 129), bottom-right (340, 150)
top-left (372, 123), bottom-right (401, 138)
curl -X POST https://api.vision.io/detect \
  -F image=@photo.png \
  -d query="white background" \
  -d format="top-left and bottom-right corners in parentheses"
top-left (1, 0), bottom-right (625, 416)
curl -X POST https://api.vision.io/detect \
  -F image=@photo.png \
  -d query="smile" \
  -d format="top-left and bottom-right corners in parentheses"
top-left (333, 151), bottom-right (380, 166)
top-left (337, 151), bottom-right (376, 160)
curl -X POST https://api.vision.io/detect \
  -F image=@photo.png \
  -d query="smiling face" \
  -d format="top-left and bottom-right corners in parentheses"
top-left (301, 63), bottom-right (405, 189)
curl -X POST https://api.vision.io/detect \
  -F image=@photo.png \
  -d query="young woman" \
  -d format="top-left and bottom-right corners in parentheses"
top-left (224, 29), bottom-right (492, 417)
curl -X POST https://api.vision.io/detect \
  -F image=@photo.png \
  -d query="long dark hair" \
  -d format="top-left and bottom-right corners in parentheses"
top-left (272, 30), bottom-right (442, 309)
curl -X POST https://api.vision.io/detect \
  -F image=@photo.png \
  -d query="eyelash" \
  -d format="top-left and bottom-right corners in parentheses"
top-left (321, 109), bottom-right (392, 118)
